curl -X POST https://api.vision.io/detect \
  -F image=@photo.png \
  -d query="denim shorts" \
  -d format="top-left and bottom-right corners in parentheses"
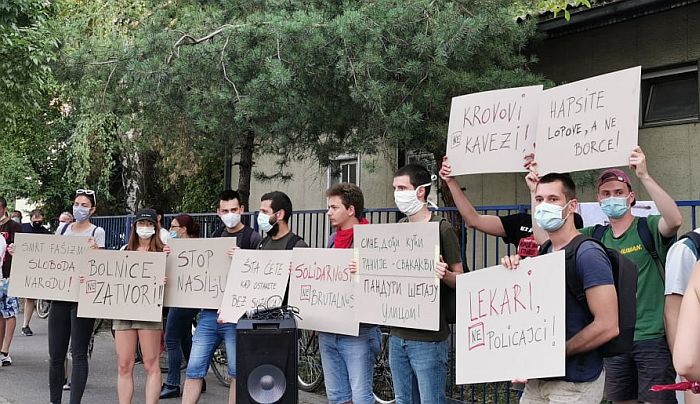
top-left (186, 309), bottom-right (237, 378)
top-left (604, 337), bottom-right (677, 404)
top-left (0, 279), bottom-right (19, 318)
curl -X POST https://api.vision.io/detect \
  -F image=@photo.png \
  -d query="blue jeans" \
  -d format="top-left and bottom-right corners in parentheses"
top-left (164, 307), bottom-right (199, 387)
top-left (389, 335), bottom-right (449, 404)
top-left (185, 309), bottom-right (237, 378)
top-left (318, 325), bottom-right (381, 404)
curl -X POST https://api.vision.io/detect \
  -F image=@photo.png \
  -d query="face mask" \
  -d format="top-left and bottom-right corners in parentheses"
top-left (221, 213), bottom-right (241, 229)
top-left (73, 206), bottom-right (91, 222)
top-left (394, 183), bottom-right (431, 216)
top-left (11, 217), bottom-right (21, 224)
top-left (600, 196), bottom-right (629, 219)
top-left (534, 201), bottom-right (571, 232)
top-left (169, 230), bottom-right (178, 239)
top-left (136, 227), bottom-right (156, 239)
top-left (257, 212), bottom-right (277, 234)
top-left (32, 221), bottom-right (43, 229)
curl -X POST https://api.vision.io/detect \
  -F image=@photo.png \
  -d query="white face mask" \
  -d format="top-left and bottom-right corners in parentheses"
top-left (220, 212), bottom-right (241, 229)
top-left (136, 227), bottom-right (156, 239)
top-left (394, 183), bottom-right (431, 216)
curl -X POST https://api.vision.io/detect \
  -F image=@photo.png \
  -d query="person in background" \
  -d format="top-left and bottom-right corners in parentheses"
top-left (19, 209), bottom-right (50, 337)
top-left (154, 207), bottom-right (170, 244)
top-left (673, 261), bottom-right (700, 382)
top-left (0, 197), bottom-right (23, 367)
top-left (160, 214), bottom-right (202, 399)
top-left (59, 211), bottom-right (74, 225)
top-left (113, 208), bottom-right (168, 404)
top-left (10, 210), bottom-right (22, 224)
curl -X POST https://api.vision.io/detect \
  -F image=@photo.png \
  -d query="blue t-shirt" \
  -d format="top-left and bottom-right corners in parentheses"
top-left (550, 240), bottom-right (614, 382)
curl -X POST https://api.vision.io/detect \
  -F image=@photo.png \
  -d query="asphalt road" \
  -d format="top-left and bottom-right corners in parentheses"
top-left (0, 311), bottom-right (326, 404)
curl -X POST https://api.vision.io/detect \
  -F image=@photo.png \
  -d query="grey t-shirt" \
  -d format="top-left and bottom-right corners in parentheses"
top-left (57, 222), bottom-right (106, 248)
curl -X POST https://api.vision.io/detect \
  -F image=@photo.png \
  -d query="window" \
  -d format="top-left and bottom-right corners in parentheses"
top-left (641, 64), bottom-right (699, 127)
top-left (328, 155), bottom-right (359, 186)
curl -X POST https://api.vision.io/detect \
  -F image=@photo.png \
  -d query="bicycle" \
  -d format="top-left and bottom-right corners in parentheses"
top-left (297, 329), bottom-right (324, 392)
top-left (372, 327), bottom-right (395, 404)
top-left (36, 299), bottom-right (51, 319)
top-left (211, 340), bottom-right (231, 387)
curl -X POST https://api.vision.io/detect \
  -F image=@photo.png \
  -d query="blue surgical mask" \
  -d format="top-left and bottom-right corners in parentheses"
top-left (600, 196), bottom-right (629, 219)
top-left (257, 212), bottom-right (277, 234)
top-left (534, 201), bottom-right (571, 232)
top-left (73, 206), bottom-right (91, 223)
top-left (169, 230), bottom-right (178, 239)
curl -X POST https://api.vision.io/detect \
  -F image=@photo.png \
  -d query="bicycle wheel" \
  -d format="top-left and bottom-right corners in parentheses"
top-left (211, 341), bottom-right (231, 387)
top-left (297, 330), bottom-right (323, 392)
top-left (373, 332), bottom-right (395, 404)
top-left (36, 300), bottom-right (50, 319)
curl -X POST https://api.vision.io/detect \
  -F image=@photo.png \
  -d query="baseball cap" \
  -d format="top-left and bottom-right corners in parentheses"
top-left (134, 208), bottom-right (157, 225)
top-left (596, 168), bottom-right (631, 189)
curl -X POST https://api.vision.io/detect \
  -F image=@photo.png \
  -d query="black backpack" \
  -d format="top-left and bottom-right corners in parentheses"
top-left (679, 231), bottom-right (700, 260)
top-left (592, 217), bottom-right (668, 282)
top-left (540, 234), bottom-right (638, 357)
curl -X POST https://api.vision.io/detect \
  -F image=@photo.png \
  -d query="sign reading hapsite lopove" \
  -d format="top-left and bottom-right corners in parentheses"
top-left (9, 233), bottom-right (87, 302)
top-left (288, 248), bottom-right (358, 336)
top-left (354, 222), bottom-right (440, 330)
top-left (164, 238), bottom-right (236, 309)
top-left (446, 85), bottom-right (542, 175)
top-left (78, 249), bottom-right (166, 322)
top-left (455, 251), bottom-right (566, 384)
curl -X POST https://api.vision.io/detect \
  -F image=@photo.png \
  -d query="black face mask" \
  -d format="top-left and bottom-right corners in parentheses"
top-left (32, 221), bottom-right (43, 229)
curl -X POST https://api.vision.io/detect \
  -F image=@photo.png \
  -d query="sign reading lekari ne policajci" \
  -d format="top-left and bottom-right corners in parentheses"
top-left (354, 222), bottom-right (440, 331)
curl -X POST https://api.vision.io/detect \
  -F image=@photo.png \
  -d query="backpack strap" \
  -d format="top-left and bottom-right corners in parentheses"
top-left (91, 225), bottom-right (97, 238)
top-left (286, 233), bottom-right (302, 250)
top-left (637, 217), bottom-right (665, 283)
top-left (540, 234), bottom-right (592, 304)
top-left (592, 224), bottom-right (608, 241)
top-left (239, 226), bottom-right (253, 250)
top-left (59, 223), bottom-right (70, 235)
top-left (680, 231), bottom-right (700, 260)
top-left (327, 232), bottom-right (337, 248)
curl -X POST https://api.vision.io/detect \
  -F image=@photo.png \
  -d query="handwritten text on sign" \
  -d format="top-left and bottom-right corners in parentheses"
top-left (456, 251), bottom-right (565, 384)
top-left (77, 249), bottom-right (166, 322)
top-left (354, 222), bottom-right (440, 330)
top-left (288, 248), bottom-right (358, 336)
top-left (8, 234), bottom-right (87, 302)
top-left (536, 66), bottom-right (641, 174)
top-left (218, 250), bottom-right (292, 323)
top-left (164, 238), bottom-right (236, 309)
top-left (446, 85), bottom-right (542, 175)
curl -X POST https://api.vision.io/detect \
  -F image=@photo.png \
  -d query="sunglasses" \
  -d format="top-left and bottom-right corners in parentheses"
top-left (76, 189), bottom-right (97, 204)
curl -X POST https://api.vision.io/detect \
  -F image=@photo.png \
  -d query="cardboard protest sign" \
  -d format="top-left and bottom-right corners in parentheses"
top-left (354, 222), bottom-right (440, 330)
top-left (78, 249), bottom-right (166, 322)
top-left (164, 238), bottom-right (236, 309)
top-left (288, 248), bottom-right (358, 336)
top-left (8, 234), bottom-right (87, 302)
top-left (536, 66), bottom-right (641, 174)
top-left (446, 85), bottom-right (542, 175)
top-left (218, 250), bottom-right (292, 323)
top-left (456, 251), bottom-right (565, 384)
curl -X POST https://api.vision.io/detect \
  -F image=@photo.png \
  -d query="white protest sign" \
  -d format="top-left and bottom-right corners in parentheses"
top-left (446, 85), bottom-right (542, 175)
top-left (288, 248), bottom-right (358, 336)
top-left (354, 222), bottom-right (440, 330)
top-left (8, 234), bottom-right (87, 302)
top-left (164, 238), bottom-right (236, 309)
top-left (218, 250), bottom-right (292, 323)
top-left (456, 251), bottom-right (566, 384)
top-left (78, 249), bottom-right (166, 322)
top-left (536, 66), bottom-right (641, 174)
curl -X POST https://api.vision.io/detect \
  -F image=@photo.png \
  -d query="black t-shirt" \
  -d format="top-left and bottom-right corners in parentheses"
top-left (499, 212), bottom-right (584, 258)
top-left (0, 219), bottom-right (23, 278)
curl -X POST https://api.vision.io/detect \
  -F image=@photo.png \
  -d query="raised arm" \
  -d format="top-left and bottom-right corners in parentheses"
top-left (629, 147), bottom-right (682, 238)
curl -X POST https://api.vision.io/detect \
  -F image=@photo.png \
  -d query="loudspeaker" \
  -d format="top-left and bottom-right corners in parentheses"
top-left (236, 315), bottom-right (298, 404)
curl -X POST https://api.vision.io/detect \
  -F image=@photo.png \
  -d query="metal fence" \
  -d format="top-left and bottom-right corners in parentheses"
top-left (90, 201), bottom-right (700, 403)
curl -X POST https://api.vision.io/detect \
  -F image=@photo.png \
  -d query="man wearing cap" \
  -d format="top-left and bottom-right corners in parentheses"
top-left (577, 147), bottom-right (681, 404)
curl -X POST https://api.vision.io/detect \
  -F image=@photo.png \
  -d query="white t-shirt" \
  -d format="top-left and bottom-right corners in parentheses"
top-left (159, 227), bottom-right (170, 245)
top-left (0, 235), bottom-right (6, 265)
top-left (664, 228), bottom-right (700, 296)
top-left (57, 222), bottom-right (106, 248)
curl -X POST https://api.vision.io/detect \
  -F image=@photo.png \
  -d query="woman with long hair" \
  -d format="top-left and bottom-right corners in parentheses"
top-left (160, 214), bottom-right (201, 399)
top-left (114, 208), bottom-right (168, 404)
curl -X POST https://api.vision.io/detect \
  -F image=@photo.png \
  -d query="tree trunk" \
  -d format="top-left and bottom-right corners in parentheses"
top-left (236, 130), bottom-right (255, 210)
top-left (120, 129), bottom-right (144, 213)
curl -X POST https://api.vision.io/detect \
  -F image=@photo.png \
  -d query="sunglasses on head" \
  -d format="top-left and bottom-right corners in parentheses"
top-left (76, 189), bottom-right (97, 204)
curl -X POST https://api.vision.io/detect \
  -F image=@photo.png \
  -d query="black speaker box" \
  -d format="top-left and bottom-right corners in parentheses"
top-left (236, 316), bottom-right (298, 404)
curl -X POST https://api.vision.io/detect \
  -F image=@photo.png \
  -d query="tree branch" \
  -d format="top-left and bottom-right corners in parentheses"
top-left (220, 32), bottom-right (241, 102)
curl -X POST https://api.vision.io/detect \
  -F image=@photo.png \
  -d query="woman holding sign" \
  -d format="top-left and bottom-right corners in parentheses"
top-left (160, 214), bottom-right (201, 399)
top-left (113, 209), bottom-right (168, 404)
top-left (50, 190), bottom-right (106, 404)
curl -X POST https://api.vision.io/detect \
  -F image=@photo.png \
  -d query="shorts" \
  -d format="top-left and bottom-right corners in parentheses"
top-left (520, 370), bottom-right (605, 404)
top-left (112, 319), bottom-right (163, 331)
top-left (0, 278), bottom-right (19, 318)
top-left (604, 337), bottom-right (677, 404)
top-left (186, 309), bottom-right (236, 378)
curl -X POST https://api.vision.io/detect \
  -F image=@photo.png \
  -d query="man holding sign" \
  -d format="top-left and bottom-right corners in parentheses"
top-left (389, 164), bottom-right (462, 404)
top-left (502, 173), bottom-right (619, 403)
